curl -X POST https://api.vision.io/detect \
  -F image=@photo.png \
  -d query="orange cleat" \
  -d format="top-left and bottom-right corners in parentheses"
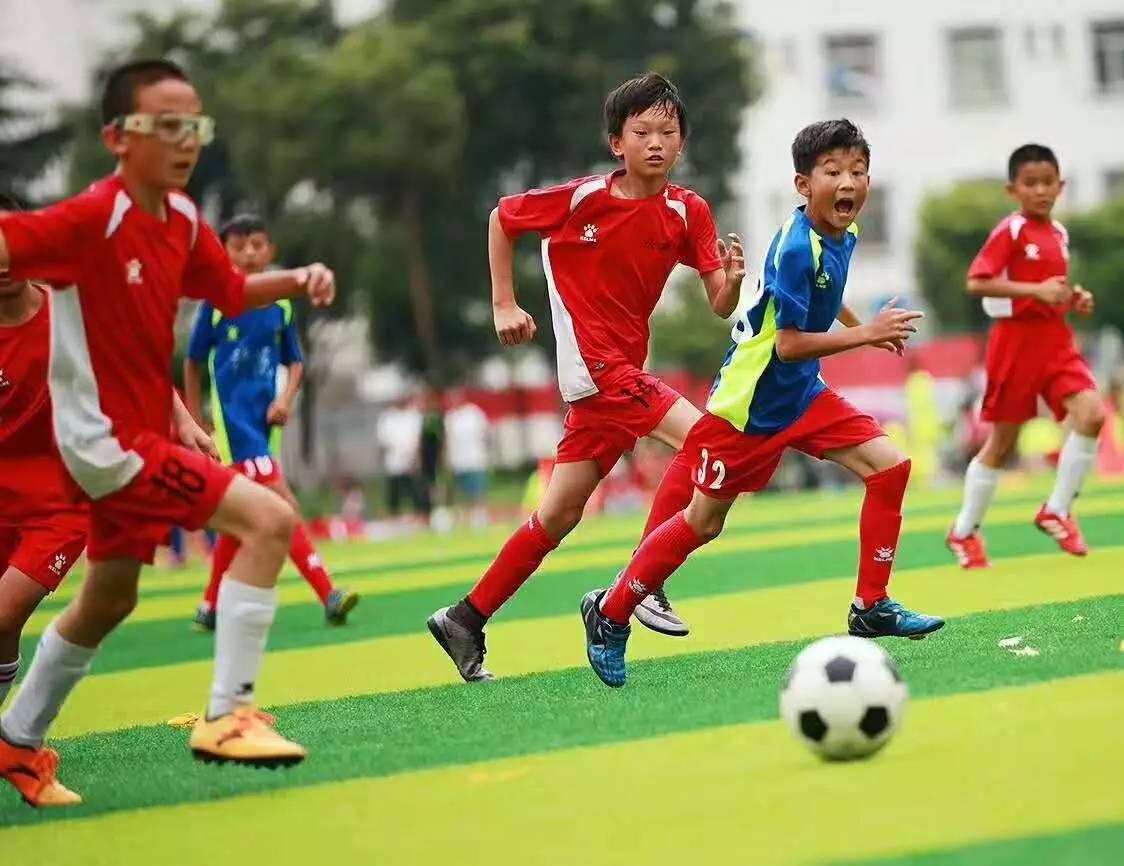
top-left (1034, 505), bottom-right (1088, 556)
top-left (0, 738), bottom-right (82, 808)
top-left (946, 528), bottom-right (991, 569)
top-left (189, 705), bottom-right (305, 768)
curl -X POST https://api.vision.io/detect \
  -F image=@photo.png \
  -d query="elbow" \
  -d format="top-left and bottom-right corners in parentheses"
top-left (966, 278), bottom-right (986, 296)
top-left (774, 334), bottom-right (797, 363)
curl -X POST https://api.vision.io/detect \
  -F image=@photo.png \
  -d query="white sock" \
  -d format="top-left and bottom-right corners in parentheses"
top-left (209, 579), bottom-right (278, 719)
top-left (0, 656), bottom-right (19, 708)
top-left (953, 457), bottom-right (1000, 537)
top-left (1046, 432), bottom-right (1098, 517)
top-left (0, 624), bottom-right (95, 748)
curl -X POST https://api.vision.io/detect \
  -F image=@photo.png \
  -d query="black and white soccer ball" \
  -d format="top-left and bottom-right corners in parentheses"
top-left (780, 636), bottom-right (907, 761)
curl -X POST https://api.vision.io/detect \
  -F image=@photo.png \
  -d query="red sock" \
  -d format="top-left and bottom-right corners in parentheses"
top-left (856, 459), bottom-right (911, 607)
top-left (467, 512), bottom-right (558, 617)
top-left (204, 534), bottom-right (239, 609)
top-left (641, 451), bottom-right (695, 540)
top-left (600, 512), bottom-right (707, 624)
top-left (291, 522), bottom-right (334, 605)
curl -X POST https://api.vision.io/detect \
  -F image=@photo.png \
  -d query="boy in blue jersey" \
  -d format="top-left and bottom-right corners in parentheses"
top-left (581, 120), bottom-right (944, 687)
top-left (185, 215), bottom-right (358, 629)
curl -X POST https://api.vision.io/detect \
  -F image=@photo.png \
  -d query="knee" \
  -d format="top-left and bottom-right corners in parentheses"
top-left (540, 500), bottom-right (585, 539)
top-left (1075, 403), bottom-right (1106, 437)
top-left (78, 586), bottom-right (137, 629)
top-left (0, 609), bottom-right (25, 653)
top-left (256, 497), bottom-right (297, 546)
top-left (695, 515), bottom-right (726, 543)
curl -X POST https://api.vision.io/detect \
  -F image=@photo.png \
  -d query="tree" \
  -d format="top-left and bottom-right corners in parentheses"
top-left (1068, 195), bottom-right (1124, 334)
top-left (0, 67), bottom-right (71, 201)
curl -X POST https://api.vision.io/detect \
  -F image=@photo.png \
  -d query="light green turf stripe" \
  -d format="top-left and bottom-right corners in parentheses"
top-left (26, 493), bottom-right (1124, 634)
top-left (43, 548), bottom-right (1124, 739)
top-left (5, 674), bottom-right (1120, 864)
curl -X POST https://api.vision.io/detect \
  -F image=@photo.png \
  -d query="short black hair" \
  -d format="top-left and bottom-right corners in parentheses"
top-left (1008, 143), bottom-right (1058, 182)
top-left (100, 58), bottom-right (190, 126)
top-left (219, 214), bottom-right (270, 243)
top-left (791, 119), bottom-right (871, 175)
top-left (0, 191), bottom-right (25, 212)
top-left (604, 72), bottom-right (688, 140)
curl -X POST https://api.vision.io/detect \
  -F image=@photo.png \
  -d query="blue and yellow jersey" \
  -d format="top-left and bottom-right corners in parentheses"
top-left (707, 207), bottom-right (858, 434)
top-left (187, 300), bottom-right (302, 464)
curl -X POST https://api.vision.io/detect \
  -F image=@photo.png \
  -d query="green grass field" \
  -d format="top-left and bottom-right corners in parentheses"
top-left (1, 476), bottom-right (1121, 864)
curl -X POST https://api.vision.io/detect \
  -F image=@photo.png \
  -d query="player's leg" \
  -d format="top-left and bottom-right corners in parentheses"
top-left (0, 566), bottom-right (47, 709)
top-left (823, 434), bottom-right (944, 639)
top-left (1037, 387), bottom-right (1105, 555)
top-left (947, 422), bottom-right (1020, 568)
top-left (194, 533), bottom-right (235, 631)
top-left (265, 472), bottom-right (358, 624)
top-left (428, 458), bottom-right (602, 682)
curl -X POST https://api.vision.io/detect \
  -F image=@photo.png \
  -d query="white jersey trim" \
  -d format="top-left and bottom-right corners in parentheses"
top-left (47, 288), bottom-right (144, 499)
top-left (168, 193), bottom-right (199, 246)
top-left (541, 236), bottom-right (597, 403)
top-left (663, 190), bottom-right (687, 226)
top-left (105, 191), bottom-right (132, 239)
top-left (569, 177), bottom-right (607, 214)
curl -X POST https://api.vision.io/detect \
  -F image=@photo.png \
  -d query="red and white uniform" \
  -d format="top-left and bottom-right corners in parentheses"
top-left (0, 175), bottom-right (247, 563)
top-left (968, 212), bottom-right (1096, 423)
top-left (0, 287), bottom-right (87, 591)
top-left (498, 170), bottom-right (721, 474)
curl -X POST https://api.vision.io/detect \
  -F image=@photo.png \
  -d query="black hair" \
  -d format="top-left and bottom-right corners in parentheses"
top-left (100, 58), bottom-right (190, 126)
top-left (791, 119), bottom-right (871, 175)
top-left (0, 191), bottom-right (25, 212)
top-left (1008, 143), bottom-right (1058, 182)
top-left (219, 213), bottom-right (270, 243)
top-left (604, 72), bottom-right (688, 140)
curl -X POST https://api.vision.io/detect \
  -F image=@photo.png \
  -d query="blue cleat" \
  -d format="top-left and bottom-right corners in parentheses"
top-left (848, 598), bottom-right (945, 640)
top-left (581, 590), bottom-right (631, 687)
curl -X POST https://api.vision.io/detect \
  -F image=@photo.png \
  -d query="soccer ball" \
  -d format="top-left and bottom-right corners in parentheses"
top-left (779, 635), bottom-right (907, 761)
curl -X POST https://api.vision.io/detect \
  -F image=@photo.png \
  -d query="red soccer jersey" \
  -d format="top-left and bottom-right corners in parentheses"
top-left (967, 212), bottom-right (1069, 321)
top-left (0, 287), bottom-right (82, 520)
top-left (0, 175), bottom-right (246, 499)
top-left (498, 170), bottom-right (721, 402)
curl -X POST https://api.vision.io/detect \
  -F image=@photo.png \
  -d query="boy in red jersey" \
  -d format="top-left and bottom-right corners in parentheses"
top-left (947, 145), bottom-right (1102, 568)
top-left (0, 58), bottom-right (336, 806)
top-left (427, 73), bottom-right (746, 681)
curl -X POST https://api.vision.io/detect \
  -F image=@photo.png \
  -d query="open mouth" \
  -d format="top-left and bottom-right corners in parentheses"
top-left (172, 160), bottom-right (193, 173)
top-left (833, 198), bottom-right (855, 218)
top-left (645, 155), bottom-right (665, 164)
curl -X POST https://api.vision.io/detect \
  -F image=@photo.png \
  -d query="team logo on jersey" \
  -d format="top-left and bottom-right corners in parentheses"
top-left (49, 553), bottom-right (68, 575)
top-left (1024, 243), bottom-right (1040, 261)
top-left (581, 224), bottom-right (598, 243)
top-left (226, 325), bottom-right (240, 341)
top-left (874, 546), bottom-right (895, 563)
top-left (125, 258), bottom-right (144, 285)
top-left (816, 271), bottom-right (831, 289)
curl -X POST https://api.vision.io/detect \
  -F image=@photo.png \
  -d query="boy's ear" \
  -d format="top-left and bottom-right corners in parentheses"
top-left (1005, 180), bottom-right (1017, 198)
top-left (794, 173), bottom-right (812, 198)
top-left (607, 133), bottom-right (624, 159)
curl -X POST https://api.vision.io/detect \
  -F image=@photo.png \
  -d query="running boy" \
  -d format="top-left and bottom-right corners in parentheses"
top-left (185, 214), bottom-right (358, 630)
top-left (580, 119), bottom-right (945, 687)
top-left (947, 144), bottom-right (1102, 567)
top-left (427, 72), bottom-right (745, 682)
top-left (0, 58), bottom-right (335, 805)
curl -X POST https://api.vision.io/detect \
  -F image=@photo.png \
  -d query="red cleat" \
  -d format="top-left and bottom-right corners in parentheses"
top-left (1034, 505), bottom-right (1088, 556)
top-left (946, 528), bottom-right (991, 569)
top-left (0, 738), bottom-right (82, 808)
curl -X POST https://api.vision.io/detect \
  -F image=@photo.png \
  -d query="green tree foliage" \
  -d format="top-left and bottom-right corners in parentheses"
top-left (0, 67), bottom-right (71, 201)
top-left (1068, 195), bottom-right (1124, 333)
top-left (649, 276), bottom-right (733, 378)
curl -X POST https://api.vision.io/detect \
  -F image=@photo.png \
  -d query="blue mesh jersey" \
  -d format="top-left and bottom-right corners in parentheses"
top-left (707, 207), bottom-right (859, 434)
top-left (187, 300), bottom-right (302, 463)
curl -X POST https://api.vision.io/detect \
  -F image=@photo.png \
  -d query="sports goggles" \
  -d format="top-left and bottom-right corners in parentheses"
top-left (117, 113), bottom-right (216, 146)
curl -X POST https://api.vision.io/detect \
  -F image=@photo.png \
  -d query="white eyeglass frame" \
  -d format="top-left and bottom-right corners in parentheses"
top-left (117, 113), bottom-right (216, 146)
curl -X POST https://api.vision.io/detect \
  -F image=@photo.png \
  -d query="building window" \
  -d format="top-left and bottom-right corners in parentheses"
top-left (825, 34), bottom-right (880, 106)
top-left (1093, 22), bottom-right (1124, 94)
top-left (1107, 169), bottom-right (1124, 199)
top-left (859, 187), bottom-right (888, 245)
top-left (948, 28), bottom-right (1007, 107)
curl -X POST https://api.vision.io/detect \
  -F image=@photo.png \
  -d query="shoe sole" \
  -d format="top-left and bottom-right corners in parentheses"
top-left (426, 614), bottom-right (493, 683)
top-left (326, 592), bottom-right (360, 626)
top-left (849, 619), bottom-right (946, 641)
top-left (1033, 523), bottom-right (1088, 556)
top-left (192, 749), bottom-right (305, 769)
top-left (634, 609), bottom-right (690, 637)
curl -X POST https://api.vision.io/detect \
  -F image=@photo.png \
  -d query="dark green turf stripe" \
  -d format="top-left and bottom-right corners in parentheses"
top-left (33, 483), bottom-right (1124, 614)
top-left (3, 597), bottom-right (1120, 827)
top-left (22, 512), bottom-right (1124, 677)
top-left (846, 822), bottom-right (1124, 866)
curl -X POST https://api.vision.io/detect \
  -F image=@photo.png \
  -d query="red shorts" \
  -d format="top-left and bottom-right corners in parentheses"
top-left (684, 390), bottom-right (885, 498)
top-left (0, 511), bottom-right (88, 592)
top-left (84, 432), bottom-right (237, 564)
top-left (556, 365), bottom-right (682, 476)
top-left (982, 320), bottom-right (1097, 424)
top-left (234, 455), bottom-right (283, 485)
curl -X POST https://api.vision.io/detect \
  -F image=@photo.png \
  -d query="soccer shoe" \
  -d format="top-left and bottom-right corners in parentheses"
top-left (0, 738), bottom-right (82, 808)
top-left (848, 599), bottom-right (945, 640)
top-left (189, 705), bottom-right (306, 768)
top-left (634, 587), bottom-right (690, 637)
top-left (945, 528), bottom-right (990, 569)
top-left (1034, 505), bottom-right (1088, 556)
top-left (193, 604), bottom-right (216, 632)
top-left (427, 606), bottom-right (494, 682)
top-left (325, 588), bottom-right (360, 625)
top-left (581, 590), bottom-right (631, 688)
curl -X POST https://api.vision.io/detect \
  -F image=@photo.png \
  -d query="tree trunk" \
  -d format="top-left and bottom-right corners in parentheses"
top-left (401, 185), bottom-right (441, 380)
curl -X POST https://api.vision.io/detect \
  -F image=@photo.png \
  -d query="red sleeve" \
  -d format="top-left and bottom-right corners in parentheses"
top-left (681, 194), bottom-right (721, 273)
top-left (0, 190), bottom-right (102, 286)
top-left (497, 178), bottom-right (588, 238)
top-left (182, 219), bottom-right (247, 317)
top-left (968, 218), bottom-right (1016, 280)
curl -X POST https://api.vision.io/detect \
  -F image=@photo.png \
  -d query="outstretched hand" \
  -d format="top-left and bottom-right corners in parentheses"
top-left (717, 233), bottom-right (746, 285)
top-left (864, 296), bottom-right (923, 350)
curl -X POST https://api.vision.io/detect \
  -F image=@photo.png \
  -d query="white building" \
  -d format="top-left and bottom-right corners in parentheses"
top-left (736, 0), bottom-right (1124, 320)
